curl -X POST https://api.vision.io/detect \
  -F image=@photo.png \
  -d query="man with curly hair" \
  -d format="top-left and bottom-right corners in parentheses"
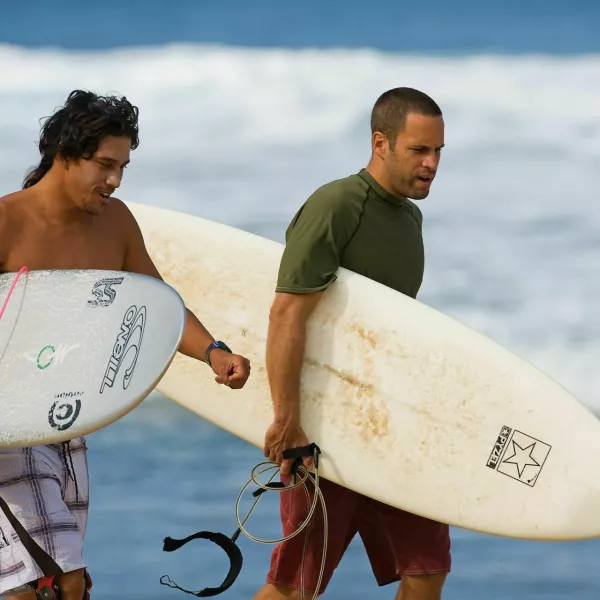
top-left (0, 90), bottom-right (251, 600)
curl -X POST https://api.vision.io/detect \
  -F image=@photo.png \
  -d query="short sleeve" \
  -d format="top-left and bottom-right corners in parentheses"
top-left (275, 188), bottom-right (358, 294)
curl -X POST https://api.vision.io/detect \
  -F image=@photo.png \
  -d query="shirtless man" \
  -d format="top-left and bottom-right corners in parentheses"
top-left (0, 89), bottom-right (251, 600)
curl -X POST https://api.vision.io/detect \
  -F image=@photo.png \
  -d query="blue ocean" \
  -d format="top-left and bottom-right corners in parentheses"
top-left (1, 1), bottom-right (600, 598)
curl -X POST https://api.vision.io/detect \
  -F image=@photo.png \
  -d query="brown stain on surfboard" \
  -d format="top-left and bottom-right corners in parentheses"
top-left (305, 358), bottom-right (391, 448)
top-left (306, 359), bottom-right (372, 393)
top-left (349, 324), bottom-right (377, 349)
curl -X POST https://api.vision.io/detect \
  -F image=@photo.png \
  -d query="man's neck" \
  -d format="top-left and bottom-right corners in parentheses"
top-left (364, 159), bottom-right (406, 201)
top-left (32, 173), bottom-right (89, 227)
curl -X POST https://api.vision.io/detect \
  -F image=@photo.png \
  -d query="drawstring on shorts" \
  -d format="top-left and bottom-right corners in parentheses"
top-left (59, 442), bottom-right (79, 502)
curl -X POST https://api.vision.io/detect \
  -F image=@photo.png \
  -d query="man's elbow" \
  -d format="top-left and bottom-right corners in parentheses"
top-left (269, 294), bottom-right (299, 326)
top-left (268, 291), bottom-right (322, 327)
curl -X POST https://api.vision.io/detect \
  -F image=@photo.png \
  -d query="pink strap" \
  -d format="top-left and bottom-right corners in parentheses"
top-left (0, 266), bottom-right (29, 320)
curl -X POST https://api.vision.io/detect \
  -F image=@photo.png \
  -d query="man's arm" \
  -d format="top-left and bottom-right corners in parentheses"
top-left (262, 187), bottom-right (356, 474)
top-left (266, 291), bottom-right (323, 425)
top-left (117, 201), bottom-right (250, 389)
top-left (263, 290), bottom-right (323, 475)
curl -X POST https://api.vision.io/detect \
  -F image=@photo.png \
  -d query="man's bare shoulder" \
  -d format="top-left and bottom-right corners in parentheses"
top-left (0, 190), bottom-right (32, 267)
top-left (104, 197), bottom-right (144, 239)
top-left (105, 196), bottom-right (135, 219)
top-left (0, 189), bottom-right (30, 210)
top-left (0, 189), bottom-right (31, 229)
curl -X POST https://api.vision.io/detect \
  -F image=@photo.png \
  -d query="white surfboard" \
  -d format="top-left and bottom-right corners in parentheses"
top-left (0, 268), bottom-right (185, 447)
top-left (129, 201), bottom-right (600, 541)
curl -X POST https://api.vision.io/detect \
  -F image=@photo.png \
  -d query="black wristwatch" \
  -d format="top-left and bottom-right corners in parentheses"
top-left (205, 340), bottom-right (232, 367)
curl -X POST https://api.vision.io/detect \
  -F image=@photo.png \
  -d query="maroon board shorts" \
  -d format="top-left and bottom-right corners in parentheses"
top-left (266, 477), bottom-right (451, 596)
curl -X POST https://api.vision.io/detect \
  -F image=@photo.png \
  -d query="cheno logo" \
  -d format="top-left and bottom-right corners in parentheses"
top-left (100, 304), bottom-right (146, 393)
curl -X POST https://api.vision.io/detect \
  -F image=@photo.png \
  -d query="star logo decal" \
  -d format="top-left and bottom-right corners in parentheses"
top-left (502, 441), bottom-right (540, 477)
top-left (487, 427), bottom-right (552, 487)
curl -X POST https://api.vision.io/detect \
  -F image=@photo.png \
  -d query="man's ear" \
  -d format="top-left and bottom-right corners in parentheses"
top-left (371, 131), bottom-right (390, 159)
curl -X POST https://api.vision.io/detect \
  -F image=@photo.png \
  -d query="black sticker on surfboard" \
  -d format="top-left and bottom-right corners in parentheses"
top-left (88, 276), bottom-right (124, 307)
top-left (486, 425), bottom-right (551, 487)
top-left (49, 391), bottom-right (83, 431)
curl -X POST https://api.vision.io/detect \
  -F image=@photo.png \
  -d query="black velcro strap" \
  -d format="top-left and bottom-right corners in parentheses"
top-left (160, 531), bottom-right (243, 597)
top-left (252, 456), bottom-right (303, 498)
top-left (252, 443), bottom-right (322, 499)
top-left (0, 496), bottom-right (63, 576)
top-left (282, 442), bottom-right (321, 468)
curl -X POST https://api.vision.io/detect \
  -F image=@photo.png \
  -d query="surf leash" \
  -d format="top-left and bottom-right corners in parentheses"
top-left (159, 443), bottom-right (328, 600)
top-left (0, 265), bottom-right (29, 320)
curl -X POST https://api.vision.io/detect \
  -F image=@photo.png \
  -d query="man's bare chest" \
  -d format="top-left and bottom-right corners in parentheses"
top-left (3, 224), bottom-right (125, 273)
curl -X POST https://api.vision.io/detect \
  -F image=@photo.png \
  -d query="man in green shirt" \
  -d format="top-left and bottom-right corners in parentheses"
top-left (254, 88), bottom-right (448, 600)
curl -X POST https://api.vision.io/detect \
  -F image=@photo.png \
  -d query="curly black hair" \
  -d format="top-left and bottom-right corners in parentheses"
top-left (23, 89), bottom-right (140, 189)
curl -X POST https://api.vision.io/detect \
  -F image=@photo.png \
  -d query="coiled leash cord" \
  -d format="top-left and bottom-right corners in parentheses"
top-left (160, 443), bottom-right (327, 600)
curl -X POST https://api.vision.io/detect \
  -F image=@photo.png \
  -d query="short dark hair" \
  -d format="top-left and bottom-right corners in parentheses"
top-left (370, 87), bottom-right (442, 147)
top-left (23, 89), bottom-right (140, 189)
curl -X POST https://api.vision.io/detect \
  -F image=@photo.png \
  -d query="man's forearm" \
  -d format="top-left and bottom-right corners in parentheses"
top-left (266, 310), bottom-right (308, 426)
top-left (178, 308), bottom-right (215, 361)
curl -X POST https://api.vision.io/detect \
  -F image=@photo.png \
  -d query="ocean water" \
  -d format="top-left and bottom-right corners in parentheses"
top-left (1, 0), bottom-right (599, 53)
top-left (1, 3), bottom-right (600, 599)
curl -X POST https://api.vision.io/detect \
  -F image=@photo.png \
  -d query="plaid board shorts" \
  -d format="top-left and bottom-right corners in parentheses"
top-left (0, 438), bottom-right (89, 596)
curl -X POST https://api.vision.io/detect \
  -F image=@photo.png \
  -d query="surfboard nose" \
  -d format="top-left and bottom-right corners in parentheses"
top-left (0, 269), bottom-right (185, 447)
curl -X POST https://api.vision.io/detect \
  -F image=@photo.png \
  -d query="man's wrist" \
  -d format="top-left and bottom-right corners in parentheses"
top-left (205, 340), bottom-right (232, 366)
top-left (273, 409), bottom-right (300, 428)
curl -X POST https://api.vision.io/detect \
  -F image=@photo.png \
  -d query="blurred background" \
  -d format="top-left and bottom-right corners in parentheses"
top-left (1, 1), bottom-right (600, 598)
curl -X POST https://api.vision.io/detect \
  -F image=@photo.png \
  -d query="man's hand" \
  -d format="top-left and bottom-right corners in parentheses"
top-left (209, 349), bottom-right (251, 389)
top-left (264, 420), bottom-right (314, 476)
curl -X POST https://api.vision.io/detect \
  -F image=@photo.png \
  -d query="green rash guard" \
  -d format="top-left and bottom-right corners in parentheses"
top-left (275, 169), bottom-right (425, 298)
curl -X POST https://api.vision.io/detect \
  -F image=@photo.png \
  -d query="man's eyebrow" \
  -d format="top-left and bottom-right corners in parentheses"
top-left (97, 156), bottom-right (130, 166)
top-left (409, 143), bottom-right (445, 149)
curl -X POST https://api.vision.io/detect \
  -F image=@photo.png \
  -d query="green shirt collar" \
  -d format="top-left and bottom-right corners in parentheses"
top-left (357, 168), bottom-right (408, 206)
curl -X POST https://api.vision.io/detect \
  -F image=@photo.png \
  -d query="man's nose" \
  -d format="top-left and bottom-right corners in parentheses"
top-left (106, 171), bottom-right (122, 189)
top-left (422, 151), bottom-right (440, 171)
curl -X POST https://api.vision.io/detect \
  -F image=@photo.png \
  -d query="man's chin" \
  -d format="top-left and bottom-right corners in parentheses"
top-left (84, 204), bottom-right (106, 216)
top-left (409, 178), bottom-right (435, 200)
top-left (408, 190), bottom-right (430, 201)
